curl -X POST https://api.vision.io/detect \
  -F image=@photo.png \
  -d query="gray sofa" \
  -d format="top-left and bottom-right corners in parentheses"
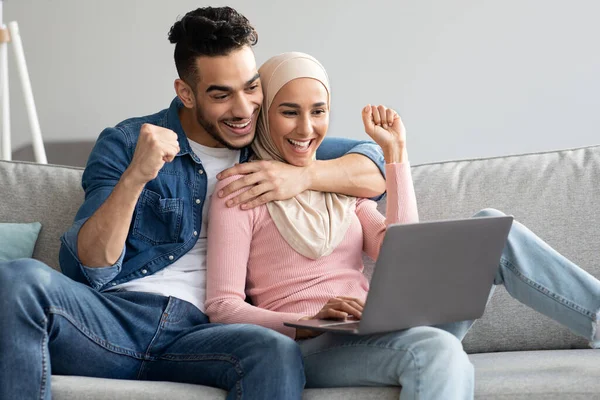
top-left (2, 144), bottom-right (600, 399)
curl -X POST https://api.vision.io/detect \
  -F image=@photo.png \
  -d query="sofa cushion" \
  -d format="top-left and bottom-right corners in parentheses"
top-left (51, 376), bottom-right (227, 400)
top-left (0, 160), bottom-right (84, 270)
top-left (471, 349), bottom-right (600, 399)
top-left (51, 375), bottom-right (400, 400)
top-left (53, 350), bottom-right (598, 400)
top-left (0, 221), bottom-right (42, 261)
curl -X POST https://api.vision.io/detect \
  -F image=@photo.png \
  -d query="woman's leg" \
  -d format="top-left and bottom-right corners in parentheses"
top-left (299, 326), bottom-right (474, 400)
top-left (435, 287), bottom-right (497, 340)
top-left (474, 208), bottom-right (600, 346)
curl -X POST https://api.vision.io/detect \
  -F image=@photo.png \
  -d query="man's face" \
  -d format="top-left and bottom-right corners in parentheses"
top-left (192, 46), bottom-right (263, 149)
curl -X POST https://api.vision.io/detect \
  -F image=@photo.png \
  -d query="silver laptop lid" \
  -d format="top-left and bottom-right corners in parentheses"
top-left (358, 216), bottom-right (513, 335)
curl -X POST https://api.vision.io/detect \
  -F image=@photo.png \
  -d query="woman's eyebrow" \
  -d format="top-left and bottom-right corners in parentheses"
top-left (278, 102), bottom-right (300, 108)
top-left (278, 102), bottom-right (326, 108)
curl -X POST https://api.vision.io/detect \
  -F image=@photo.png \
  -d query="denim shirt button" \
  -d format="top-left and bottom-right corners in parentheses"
top-left (141, 269), bottom-right (148, 274)
top-left (193, 231), bottom-right (198, 236)
top-left (168, 255), bottom-right (174, 261)
top-left (111, 282), bottom-right (117, 286)
top-left (198, 169), bottom-right (204, 175)
top-left (195, 199), bottom-right (201, 204)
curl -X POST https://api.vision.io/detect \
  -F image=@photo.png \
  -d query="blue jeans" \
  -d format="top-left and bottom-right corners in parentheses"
top-left (298, 208), bottom-right (600, 400)
top-left (0, 259), bottom-right (305, 400)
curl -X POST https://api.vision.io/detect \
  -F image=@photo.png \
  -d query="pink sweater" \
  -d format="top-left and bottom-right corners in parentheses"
top-left (205, 163), bottom-right (419, 338)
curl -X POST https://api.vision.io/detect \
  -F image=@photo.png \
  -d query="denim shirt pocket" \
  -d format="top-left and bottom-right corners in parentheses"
top-left (132, 189), bottom-right (184, 245)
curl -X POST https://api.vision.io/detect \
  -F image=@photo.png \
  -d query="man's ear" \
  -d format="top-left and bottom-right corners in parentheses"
top-left (174, 79), bottom-right (196, 108)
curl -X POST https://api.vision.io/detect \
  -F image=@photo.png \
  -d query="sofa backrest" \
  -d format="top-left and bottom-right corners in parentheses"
top-left (0, 161), bottom-right (84, 269)
top-left (2, 144), bottom-right (600, 353)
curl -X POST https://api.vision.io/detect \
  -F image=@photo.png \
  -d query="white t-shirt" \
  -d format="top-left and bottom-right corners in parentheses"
top-left (113, 140), bottom-right (240, 311)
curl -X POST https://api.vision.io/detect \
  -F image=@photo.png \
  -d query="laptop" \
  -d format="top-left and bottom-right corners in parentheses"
top-left (284, 215), bottom-right (513, 335)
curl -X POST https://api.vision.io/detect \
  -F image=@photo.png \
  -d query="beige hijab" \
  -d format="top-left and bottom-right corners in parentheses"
top-left (252, 52), bottom-right (356, 260)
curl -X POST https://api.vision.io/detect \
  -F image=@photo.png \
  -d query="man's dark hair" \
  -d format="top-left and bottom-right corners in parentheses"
top-left (168, 6), bottom-right (258, 88)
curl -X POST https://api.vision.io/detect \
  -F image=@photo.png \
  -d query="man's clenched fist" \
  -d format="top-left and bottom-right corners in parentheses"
top-left (126, 123), bottom-right (180, 186)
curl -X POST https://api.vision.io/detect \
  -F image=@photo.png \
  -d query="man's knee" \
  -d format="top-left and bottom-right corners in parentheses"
top-left (235, 325), bottom-right (304, 371)
top-left (253, 326), bottom-right (302, 363)
top-left (0, 258), bottom-right (51, 285)
top-left (473, 208), bottom-right (506, 218)
top-left (0, 258), bottom-right (58, 300)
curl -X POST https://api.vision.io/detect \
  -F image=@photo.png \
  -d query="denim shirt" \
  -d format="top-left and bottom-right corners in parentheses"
top-left (59, 97), bottom-right (385, 291)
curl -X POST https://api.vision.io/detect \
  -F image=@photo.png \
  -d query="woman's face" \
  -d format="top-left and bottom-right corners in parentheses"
top-left (267, 78), bottom-right (329, 167)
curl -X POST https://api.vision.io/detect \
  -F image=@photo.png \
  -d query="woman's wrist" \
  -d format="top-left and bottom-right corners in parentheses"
top-left (383, 143), bottom-right (407, 164)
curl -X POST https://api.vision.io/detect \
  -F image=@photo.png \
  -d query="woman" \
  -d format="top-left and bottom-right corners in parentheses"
top-left (205, 52), bottom-right (600, 400)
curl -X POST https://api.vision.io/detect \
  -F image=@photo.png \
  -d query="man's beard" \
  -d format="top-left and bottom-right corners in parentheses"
top-left (195, 107), bottom-right (252, 151)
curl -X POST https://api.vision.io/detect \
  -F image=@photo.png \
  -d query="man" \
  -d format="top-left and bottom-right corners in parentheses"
top-left (0, 6), bottom-right (385, 400)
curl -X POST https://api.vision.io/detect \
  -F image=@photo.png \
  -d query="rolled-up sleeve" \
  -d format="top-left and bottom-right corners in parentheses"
top-left (60, 217), bottom-right (125, 290)
top-left (59, 127), bottom-right (133, 289)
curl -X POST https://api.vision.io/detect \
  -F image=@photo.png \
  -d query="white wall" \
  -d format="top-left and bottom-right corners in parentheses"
top-left (3, 0), bottom-right (599, 165)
